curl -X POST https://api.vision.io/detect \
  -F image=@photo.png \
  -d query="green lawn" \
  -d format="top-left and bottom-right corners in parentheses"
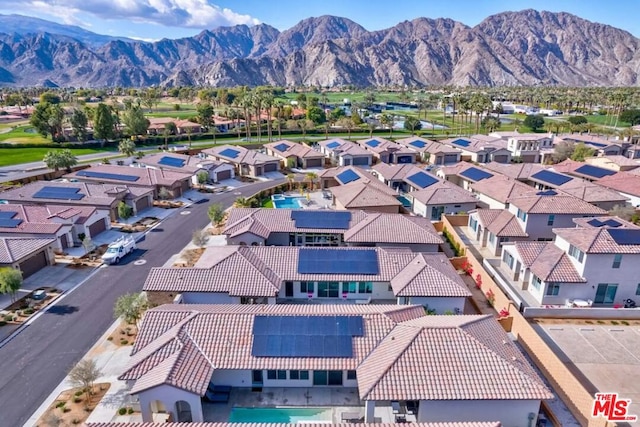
top-left (0, 125), bottom-right (50, 144)
top-left (145, 110), bottom-right (198, 119)
top-left (0, 147), bottom-right (115, 167)
top-left (584, 114), bottom-right (630, 127)
top-left (261, 199), bottom-right (274, 208)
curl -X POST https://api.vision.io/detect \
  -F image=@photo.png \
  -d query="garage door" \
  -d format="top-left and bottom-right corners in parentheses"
top-left (305, 158), bottom-right (323, 168)
top-left (135, 198), bottom-right (150, 212)
top-left (444, 154), bottom-right (459, 163)
top-left (216, 169), bottom-right (232, 181)
top-left (353, 157), bottom-right (370, 166)
top-left (60, 235), bottom-right (69, 249)
top-left (492, 155), bottom-right (509, 163)
top-left (19, 251), bottom-right (48, 278)
top-left (264, 163), bottom-right (278, 172)
top-left (88, 218), bottom-right (107, 237)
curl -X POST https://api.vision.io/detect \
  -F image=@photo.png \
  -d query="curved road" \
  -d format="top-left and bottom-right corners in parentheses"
top-left (0, 179), bottom-right (284, 427)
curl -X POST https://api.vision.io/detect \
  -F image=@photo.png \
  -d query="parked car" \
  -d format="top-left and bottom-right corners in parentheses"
top-left (101, 236), bottom-right (136, 265)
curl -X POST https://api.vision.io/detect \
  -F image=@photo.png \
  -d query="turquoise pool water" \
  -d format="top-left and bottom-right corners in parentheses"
top-left (228, 407), bottom-right (332, 423)
top-left (272, 195), bottom-right (304, 209)
top-left (396, 195), bottom-right (412, 208)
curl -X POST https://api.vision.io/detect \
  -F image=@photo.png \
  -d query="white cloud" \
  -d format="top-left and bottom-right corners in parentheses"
top-left (6, 0), bottom-right (260, 29)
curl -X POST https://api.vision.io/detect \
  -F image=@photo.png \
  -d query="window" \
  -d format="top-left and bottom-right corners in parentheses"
top-left (595, 283), bottom-right (618, 304)
top-left (313, 370), bottom-right (342, 386)
top-left (346, 281), bottom-right (357, 293)
top-left (502, 251), bottom-right (515, 269)
top-left (328, 371), bottom-right (343, 385)
top-left (300, 281), bottom-right (314, 293)
top-left (290, 370), bottom-right (308, 380)
top-left (547, 214), bottom-right (555, 226)
top-left (531, 275), bottom-right (542, 291)
top-left (318, 282), bottom-right (339, 298)
top-left (277, 370), bottom-right (286, 380)
top-left (347, 370), bottom-right (357, 381)
top-left (469, 217), bottom-right (478, 231)
top-left (267, 370), bottom-right (286, 380)
top-left (359, 282), bottom-right (372, 294)
top-left (637, 284), bottom-right (640, 296)
top-left (488, 233), bottom-right (495, 244)
top-left (568, 244), bottom-right (584, 263)
top-left (613, 254), bottom-right (623, 269)
top-left (516, 208), bottom-right (527, 221)
top-left (545, 283), bottom-right (560, 296)
top-left (267, 370), bottom-right (277, 380)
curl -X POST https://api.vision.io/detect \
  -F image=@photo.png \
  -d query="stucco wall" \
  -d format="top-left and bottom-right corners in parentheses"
top-left (418, 399), bottom-right (540, 427)
top-left (410, 296), bottom-right (465, 314)
top-left (138, 384), bottom-right (203, 422)
top-left (227, 232), bottom-right (265, 246)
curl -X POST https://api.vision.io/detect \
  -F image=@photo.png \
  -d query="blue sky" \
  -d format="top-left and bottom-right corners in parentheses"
top-left (0, 0), bottom-right (637, 41)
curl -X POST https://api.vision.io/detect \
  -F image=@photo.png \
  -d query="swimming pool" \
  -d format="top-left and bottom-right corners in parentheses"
top-left (228, 407), bottom-right (332, 423)
top-left (272, 195), bottom-right (304, 209)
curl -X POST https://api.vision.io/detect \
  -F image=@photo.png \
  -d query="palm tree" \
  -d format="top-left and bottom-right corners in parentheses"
top-left (286, 173), bottom-right (296, 191)
top-left (252, 92), bottom-right (264, 143)
top-left (263, 92), bottom-right (274, 142)
top-left (298, 119), bottom-right (313, 140)
top-left (304, 172), bottom-right (318, 191)
top-left (380, 114), bottom-right (393, 138)
top-left (118, 140), bottom-right (136, 157)
top-left (233, 197), bottom-right (252, 208)
top-left (163, 122), bottom-right (177, 150)
top-left (241, 92), bottom-right (253, 141)
top-left (367, 121), bottom-right (377, 138)
top-left (337, 117), bottom-right (355, 140)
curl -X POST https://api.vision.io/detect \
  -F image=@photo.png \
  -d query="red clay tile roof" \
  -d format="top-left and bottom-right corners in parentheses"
top-left (264, 140), bottom-right (324, 159)
top-left (513, 242), bottom-right (585, 283)
top-left (371, 163), bottom-right (423, 181)
top-left (390, 253), bottom-right (471, 297)
top-left (355, 137), bottom-right (416, 156)
top-left (65, 164), bottom-right (192, 187)
top-left (558, 179), bottom-right (629, 204)
top-left (598, 172), bottom-right (640, 197)
top-left (476, 209), bottom-right (527, 237)
top-left (482, 162), bottom-right (544, 180)
top-left (0, 237), bottom-right (54, 263)
top-left (331, 182), bottom-right (402, 209)
top-left (203, 144), bottom-right (280, 166)
top-left (356, 315), bottom-right (551, 401)
top-left (470, 176), bottom-right (537, 203)
top-left (411, 181), bottom-right (478, 206)
top-left (553, 227), bottom-right (640, 254)
top-left (507, 194), bottom-right (607, 215)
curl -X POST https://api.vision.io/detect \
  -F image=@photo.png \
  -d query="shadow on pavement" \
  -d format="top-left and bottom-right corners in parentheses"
top-left (47, 305), bottom-right (79, 315)
top-left (114, 249), bottom-right (148, 266)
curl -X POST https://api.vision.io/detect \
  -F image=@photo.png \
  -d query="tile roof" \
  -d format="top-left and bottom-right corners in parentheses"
top-left (573, 215), bottom-right (639, 229)
top-left (371, 163), bottom-right (423, 181)
top-left (356, 315), bottom-right (551, 401)
top-left (597, 172), bottom-right (640, 197)
top-left (65, 164), bottom-right (192, 187)
top-left (331, 182), bottom-right (402, 209)
top-left (390, 253), bottom-right (471, 297)
top-left (558, 179), bottom-right (628, 204)
top-left (141, 152), bottom-right (228, 174)
top-left (440, 136), bottom-right (507, 153)
top-left (0, 203), bottom-right (97, 234)
top-left (513, 242), bottom-right (585, 283)
top-left (203, 145), bottom-right (280, 166)
top-left (0, 181), bottom-right (152, 207)
top-left (265, 140), bottom-right (325, 159)
top-left (144, 246), bottom-right (460, 297)
top-left (410, 181), bottom-right (478, 206)
top-left (553, 227), bottom-right (640, 254)
top-left (0, 237), bottom-right (54, 263)
top-left (355, 137), bottom-right (415, 155)
top-left (87, 422), bottom-right (502, 427)
top-left (599, 155), bottom-right (640, 169)
top-left (123, 305), bottom-right (548, 403)
top-left (482, 162), bottom-right (544, 180)
top-left (475, 209), bottom-right (527, 237)
top-left (507, 194), bottom-right (607, 215)
top-left (470, 175), bottom-right (537, 203)
top-left (318, 139), bottom-right (371, 156)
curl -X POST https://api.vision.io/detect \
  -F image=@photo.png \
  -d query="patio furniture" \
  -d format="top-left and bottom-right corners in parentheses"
top-left (341, 411), bottom-right (362, 422)
top-left (573, 299), bottom-right (592, 307)
top-left (395, 414), bottom-right (407, 423)
top-left (391, 401), bottom-right (401, 414)
top-left (204, 389), bottom-right (230, 403)
top-left (406, 401), bottom-right (418, 415)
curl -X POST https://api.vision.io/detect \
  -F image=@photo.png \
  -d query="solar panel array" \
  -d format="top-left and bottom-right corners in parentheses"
top-left (76, 170), bottom-right (140, 182)
top-left (536, 190), bottom-right (557, 196)
top-left (408, 140), bottom-right (426, 148)
top-left (365, 140), bottom-right (380, 147)
top-left (587, 218), bottom-right (622, 228)
top-left (298, 248), bottom-right (379, 274)
top-left (336, 169), bottom-right (360, 184)
top-left (274, 143), bottom-right (291, 152)
top-left (406, 171), bottom-right (438, 188)
top-left (0, 211), bottom-right (22, 228)
top-left (460, 167), bottom-right (493, 182)
top-left (326, 141), bottom-right (341, 149)
top-left (574, 164), bottom-right (616, 179)
top-left (33, 186), bottom-right (85, 200)
top-left (157, 156), bottom-right (186, 168)
top-left (608, 228), bottom-right (640, 245)
top-left (251, 315), bottom-right (364, 358)
top-left (531, 170), bottom-right (573, 186)
top-left (291, 210), bottom-right (351, 229)
top-left (451, 139), bottom-right (471, 147)
top-left (219, 148), bottom-right (241, 159)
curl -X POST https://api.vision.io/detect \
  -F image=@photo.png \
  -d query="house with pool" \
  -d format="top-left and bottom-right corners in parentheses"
top-left (143, 245), bottom-right (470, 313)
top-left (119, 304), bottom-right (550, 425)
top-left (223, 208), bottom-right (442, 251)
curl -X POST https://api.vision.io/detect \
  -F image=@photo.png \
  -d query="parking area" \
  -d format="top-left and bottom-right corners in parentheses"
top-left (534, 321), bottom-right (640, 424)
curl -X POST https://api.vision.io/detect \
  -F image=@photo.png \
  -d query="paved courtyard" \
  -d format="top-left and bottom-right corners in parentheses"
top-left (535, 321), bottom-right (640, 425)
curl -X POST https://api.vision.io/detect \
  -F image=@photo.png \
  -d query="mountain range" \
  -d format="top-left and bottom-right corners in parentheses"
top-left (0, 10), bottom-right (639, 88)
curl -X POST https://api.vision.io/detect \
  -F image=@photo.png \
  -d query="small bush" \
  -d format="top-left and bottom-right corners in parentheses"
top-left (23, 308), bottom-right (35, 315)
top-left (107, 336), bottom-right (113, 341)
top-left (3, 314), bottom-right (14, 322)
top-left (62, 407), bottom-right (71, 413)
top-left (118, 407), bottom-right (127, 415)
top-left (597, 320), bottom-right (605, 324)
top-left (72, 419), bottom-right (82, 425)
top-left (120, 339), bottom-right (128, 345)
top-left (74, 390), bottom-right (83, 397)
top-left (585, 320), bottom-right (593, 324)
top-left (621, 320), bottom-right (630, 325)
top-left (0, 321), bottom-right (6, 327)
top-left (73, 396), bottom-right (82, 403)
top-left (55, 401), bottom-right (66, 408)
top-left (127, 407), bottom-right (135, 414)
top-left (611, 320), bottom-right (619, 325)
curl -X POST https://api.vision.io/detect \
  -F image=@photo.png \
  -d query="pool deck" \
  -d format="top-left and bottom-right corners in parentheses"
top-left (272, 191), bottom-right (335, 210)
top-left (203, 387), bottom-right (410, 423)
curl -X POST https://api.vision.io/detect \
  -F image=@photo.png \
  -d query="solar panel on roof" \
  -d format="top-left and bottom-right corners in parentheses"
top-left (336, 169), bottom-right (360, 184)
top-left (536, 190), bottom-right (557, 196)
top-left (365, 140), bottom-right (380, 147)
top-left (33, 187), bottom-right (85, 200)
top-left (409, 140), bottom-right (426, 148)
top-left (587, 218), bottom-right (621, 228)
top-left (219, 148), bottom-right (241, 158)
top-left (291, 210), bottom-right (351, 229)
top-left (608, 228), bottom-right (640, 245)
top-left (531, 170), bottom-right (573, 186)
top-left (604, 219), bottom-right (622, 227)
top-left (326, 141), bottom-right (341, 149)
top-left (459, 167), bottom-right (493, 182)
top-left (298, 248), bottom-right (379, 274)
top-left (157, 156), bottom-right (186, 167)
top-left (76, 170), bottom-right (140, 182)
top-left (0, 218), bottom-right (22, 228)
top-left (273, 143), bottom-right (290, 152)
top-left (574, 164), bottom-right (616, 179)
top-left (406, 171), bottom-right (438, 189)
top-left (0, 211), bottom-right (18, 219)
top-left (451, 138), bottom-right (470, 147)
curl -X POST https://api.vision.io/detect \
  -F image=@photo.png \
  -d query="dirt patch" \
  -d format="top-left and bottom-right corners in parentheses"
top-left (0, 288), bottom-right (62, 327)
top-left (153, 200), bottom-right (184, 209)
top-left (120, 216), bottom-right (158, 233)
top-left (34, 383), bottom-right (111, 427)
top-left (173, 247), bottom-right (206, 267)
top-left (533, 318), bottom-right (640, 326)
top-left (106, 320), bottom-right (138, 347)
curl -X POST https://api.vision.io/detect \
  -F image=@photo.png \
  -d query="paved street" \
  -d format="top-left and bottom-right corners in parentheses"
top-left (0, 179), bottom-right (283, 427)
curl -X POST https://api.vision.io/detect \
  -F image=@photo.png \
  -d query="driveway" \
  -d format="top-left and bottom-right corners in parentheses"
top-left (0, 179), bottom-right (284, 427)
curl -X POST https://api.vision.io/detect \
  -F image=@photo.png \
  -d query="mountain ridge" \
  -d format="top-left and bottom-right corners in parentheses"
top-left (0, 10), bottom-right (639, 87)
